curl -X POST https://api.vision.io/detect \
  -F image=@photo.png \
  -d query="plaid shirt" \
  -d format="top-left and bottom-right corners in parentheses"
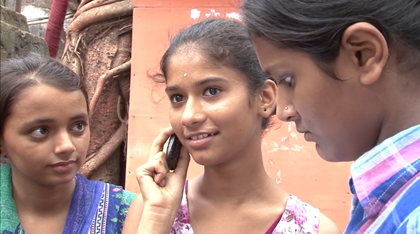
top-left (345, 125), bottom-right (420, 234)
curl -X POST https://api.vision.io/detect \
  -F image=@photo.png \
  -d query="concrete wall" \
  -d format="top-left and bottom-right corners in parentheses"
top-left (0, 4), bottom-right (48, 61)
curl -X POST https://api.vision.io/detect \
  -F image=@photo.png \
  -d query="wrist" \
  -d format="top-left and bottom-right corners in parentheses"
top-left (138, 205), bottom-right (177, 233)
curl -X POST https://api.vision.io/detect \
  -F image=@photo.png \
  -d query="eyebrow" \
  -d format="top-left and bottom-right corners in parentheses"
top-left (23, 113), bottom-right (88, 126)
top-left (165, 76), bottom-right (228, 92)
top-left (262, 64), bottom-right (276, 76)
top-left (262, 60), bottom-right (289, 76)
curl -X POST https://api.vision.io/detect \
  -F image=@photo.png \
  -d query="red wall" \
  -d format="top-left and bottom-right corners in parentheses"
top-left (127, 0), bottom-right (353, 231)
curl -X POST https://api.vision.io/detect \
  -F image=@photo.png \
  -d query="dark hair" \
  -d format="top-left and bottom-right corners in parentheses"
top-left (0, 52), bottom-right (89, 134)
top-left (154, 18), bottom-right (272, 129)
top-left (241, 0), bottom-right (420, 73)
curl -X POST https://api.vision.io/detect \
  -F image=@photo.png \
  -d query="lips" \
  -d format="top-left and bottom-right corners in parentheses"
top-left (185, 131), bottom-right (218, 149)
top-left (296, 128), bottom-right (313, 142)
top-left (50, 160), bottom-right (76, 173)
top-left (51, 160), bottom-right (75, 167)
top-left (189, 132), bottom-right (217, 140)
top-left (296, 128), bottom-right (308, 134)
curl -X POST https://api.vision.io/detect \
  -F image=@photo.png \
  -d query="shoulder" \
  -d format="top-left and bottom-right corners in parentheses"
top-left (103, 181), bottom-right (137, 206)
top-left (0, 164), bottom-right (12, 192)
top-left (121, 189), bottom-right (137, 205)
top-left (285, 195), bottom-right (319, 218)
top-left (282, 195), bottom-right (341, 234)
top-left (396, 208), bottom-right (420, 233)
top-left (0, 164), bottom-right (11, 175)
top-left (318, 213), bottom-right (342, 234)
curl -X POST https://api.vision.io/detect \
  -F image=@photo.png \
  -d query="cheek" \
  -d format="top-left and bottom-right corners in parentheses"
top-left (6, 143), bottom-right (44, 165)
top-left (168, 111), bottom-right (182, 131)
top-left (75, 131), bottom-right (91, 154)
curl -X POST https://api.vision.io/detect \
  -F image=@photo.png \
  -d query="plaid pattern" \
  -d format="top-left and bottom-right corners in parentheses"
top-left (345, 125), bottom-right (420, 234)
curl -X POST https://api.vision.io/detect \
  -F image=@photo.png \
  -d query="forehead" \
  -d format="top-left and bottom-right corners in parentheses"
top-left (251, 37), bottom-right (310, 74)
top-left (170, 47), bottom-right (216, 69)
top-left (8, 84), bottom-right (87, 120)
top-left (166, 51), bottom-right (247, 84)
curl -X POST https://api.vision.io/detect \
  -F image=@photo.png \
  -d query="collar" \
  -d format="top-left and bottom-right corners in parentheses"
top-left (350, 125), bottom-right (420, 219)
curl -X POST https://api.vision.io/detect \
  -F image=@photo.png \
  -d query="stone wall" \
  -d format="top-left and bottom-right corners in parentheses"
top-left (0, 3), bottom-right (48, 165)
top-left (0, 4), bottom-right (48, 61)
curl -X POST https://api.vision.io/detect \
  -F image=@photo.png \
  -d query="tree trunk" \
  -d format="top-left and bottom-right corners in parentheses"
top-left (62, 0), bottom-right (133, 185)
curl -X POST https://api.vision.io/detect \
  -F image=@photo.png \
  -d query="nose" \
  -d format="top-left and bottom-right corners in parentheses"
top-left (53, 130), bottom-right (76, 155)
top-left (277, 103), bottom-right (300, 122)
top-left (276, 86), bottom-right (300, 122)
top-left (181, 99), bottom-right (205, 127)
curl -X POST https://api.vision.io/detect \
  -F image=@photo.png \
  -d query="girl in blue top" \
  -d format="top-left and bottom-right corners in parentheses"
top-left (0, 53), bottom-right (137, 234)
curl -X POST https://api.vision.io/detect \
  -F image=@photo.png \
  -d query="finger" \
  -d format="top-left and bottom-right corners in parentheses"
top-left (149, 151), bottom-right (170, 175)
top-left (135, 164), bottom-right (154, 190)
top-left (136, 152), bottom-right (169, 185)
top-left (149, 127), bottom-right (174, 158)
top-left (171, 146), bottom-right (190, 181)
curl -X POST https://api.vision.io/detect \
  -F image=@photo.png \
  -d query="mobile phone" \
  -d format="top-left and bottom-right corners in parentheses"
top-left (166, 134), bottom-right (182, 170)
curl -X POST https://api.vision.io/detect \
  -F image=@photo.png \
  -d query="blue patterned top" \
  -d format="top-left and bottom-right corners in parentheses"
top-left (345, 125), bottom-right (420, 233)
top-left (0, 164), bottom-right (136, 234)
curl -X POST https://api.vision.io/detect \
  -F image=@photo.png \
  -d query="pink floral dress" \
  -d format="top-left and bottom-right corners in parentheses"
top-left (170, 182), bottom-right (320, 234)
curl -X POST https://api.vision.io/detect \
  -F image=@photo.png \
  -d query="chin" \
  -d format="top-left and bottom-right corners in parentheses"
top-left (191, 157), bottom-right (209, 166)
top-left (191, 155), bottom-right (219, 167)
top-left (54, 171), bottom-right (78, 184)
top-left (315, 144), bottom-right (342, 163)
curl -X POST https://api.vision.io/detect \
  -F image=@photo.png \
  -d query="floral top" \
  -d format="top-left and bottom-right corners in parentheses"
top-left (171, 182), bottom-right (320, 234)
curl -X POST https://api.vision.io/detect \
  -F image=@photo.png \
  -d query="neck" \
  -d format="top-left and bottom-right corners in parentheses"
top-left (197, 146), bottom-right (283, 205)
top-left (376, 71), bottom-right (420, 144)
top-left (11, 171), bottom-right (76, 215)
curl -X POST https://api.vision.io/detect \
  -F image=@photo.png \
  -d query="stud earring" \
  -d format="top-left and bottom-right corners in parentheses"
top-left (263, 108), bottom-right (267, 112)
top-left (285, 106), bottom-right (289, 111)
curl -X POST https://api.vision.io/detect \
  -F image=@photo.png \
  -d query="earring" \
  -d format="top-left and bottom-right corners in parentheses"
top-left (285, 106), bottom-right (289, 111)
top-left (264, 108), bottom-right (267, 112)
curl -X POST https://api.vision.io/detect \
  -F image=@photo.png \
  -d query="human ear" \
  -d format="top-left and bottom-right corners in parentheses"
top-left (258, 79), bottom-right (277, 117)
top-left (338, 22), bottom-right (389, 85)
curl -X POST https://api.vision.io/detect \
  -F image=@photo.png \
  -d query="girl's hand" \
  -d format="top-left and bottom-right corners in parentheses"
top-left (135, 127), bottom-right (190, 212)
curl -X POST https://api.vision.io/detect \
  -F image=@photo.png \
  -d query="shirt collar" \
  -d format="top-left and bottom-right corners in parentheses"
top-left (350, 125), bottom-right (420, 219)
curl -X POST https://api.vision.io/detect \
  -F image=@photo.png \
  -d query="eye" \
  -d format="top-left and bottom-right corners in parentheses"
top-left (72, 122), bottom-right (87, 132)
top-left (30, 127), bottom-right (48, 138)
top-left (278, 76), bottom-right (293, 86)
top-left (170, 94), bottom-right (185, 103)
top-left (203, 88), bottom-right (221, 96)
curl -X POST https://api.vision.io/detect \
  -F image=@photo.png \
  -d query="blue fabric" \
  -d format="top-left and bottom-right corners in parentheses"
top-left (0, 164), bottom-right (136, 234)
top-left (344, 125), bottom-right (420, 233)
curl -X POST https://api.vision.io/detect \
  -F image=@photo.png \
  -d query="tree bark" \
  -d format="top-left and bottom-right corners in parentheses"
top-left (62, 0), bottom-right (133, 185)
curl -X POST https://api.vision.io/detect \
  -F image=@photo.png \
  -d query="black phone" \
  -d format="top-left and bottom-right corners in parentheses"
top-left (166, 134), bottom-right (182, 170)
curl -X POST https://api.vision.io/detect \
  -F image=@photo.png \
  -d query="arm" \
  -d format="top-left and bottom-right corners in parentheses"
top-left (121, 195), bottom-right (144, 233)
top-left (136, 205), bottom-right (179, 234)
top-left (318, 213), bottom-right (342, 234)
top-left (122, 127), bottom-right (190, 234)
top-left (122, 194), bottom-right (181, 234)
